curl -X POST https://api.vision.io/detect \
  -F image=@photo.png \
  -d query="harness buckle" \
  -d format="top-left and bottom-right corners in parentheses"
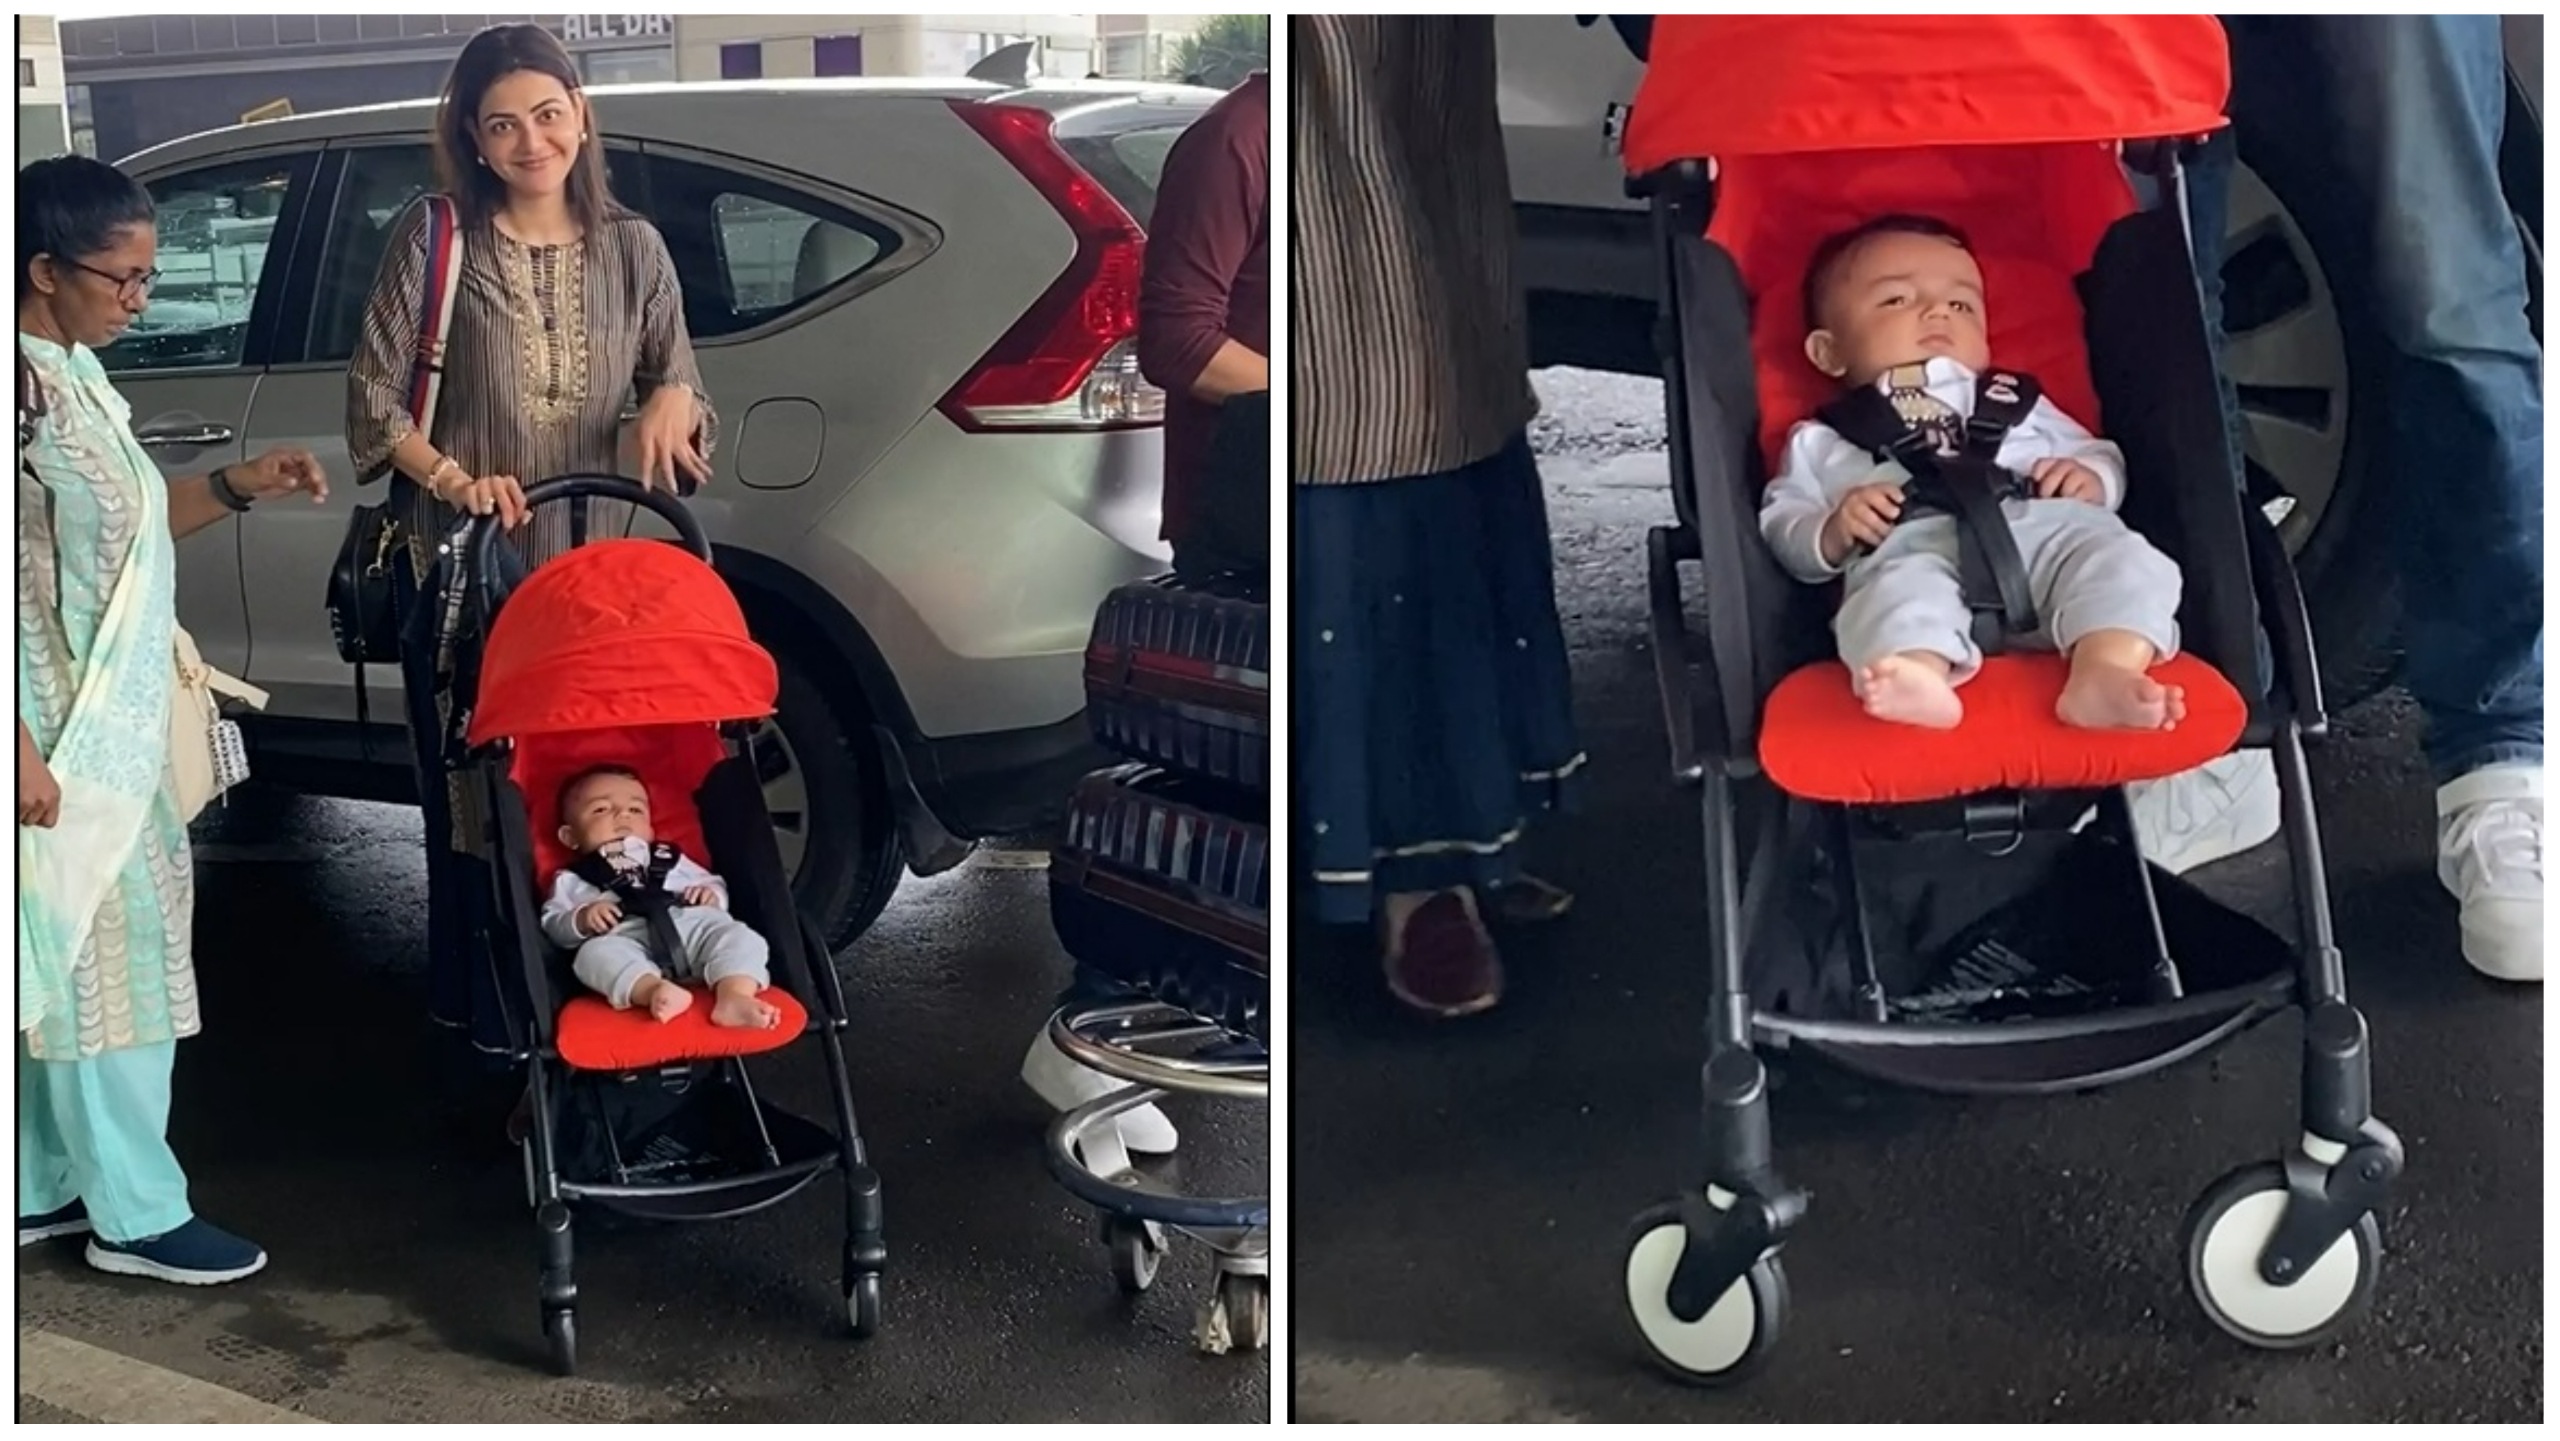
top-left (1960, 794), bottom-right (2028, 856)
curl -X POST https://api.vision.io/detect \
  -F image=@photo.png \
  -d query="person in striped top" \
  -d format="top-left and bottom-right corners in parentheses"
top-left (344, 24), bottom-right (715, 1054)
top-left (1292, 17), bottom-right (1586, 1018)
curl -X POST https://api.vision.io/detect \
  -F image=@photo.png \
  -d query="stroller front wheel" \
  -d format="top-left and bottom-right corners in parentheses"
top-left (1623, 1201), bottom-right (1787, 1386)
top-left (846, 1272), bottom-right (884, 1339)
top-left (542, 1308), bottom-right (577, 1376)
top-left (2184, 1161), bottom-right (2380, 1350)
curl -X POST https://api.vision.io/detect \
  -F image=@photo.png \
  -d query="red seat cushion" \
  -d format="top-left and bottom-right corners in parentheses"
top-left (1758, 651), bottom-right (2248, 804)
top-left (555, 984), bottom-right (809, 1072)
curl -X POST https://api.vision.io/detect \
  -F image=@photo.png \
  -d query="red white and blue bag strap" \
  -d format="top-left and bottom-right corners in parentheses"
top-left (406, 194), bottom-right (465, 434)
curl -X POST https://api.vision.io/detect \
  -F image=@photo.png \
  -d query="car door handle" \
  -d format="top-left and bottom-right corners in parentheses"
top-left (136, 422), bottom-right (235, 449)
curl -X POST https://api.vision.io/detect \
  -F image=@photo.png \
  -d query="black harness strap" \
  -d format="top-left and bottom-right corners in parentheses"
top-left (1816, 369), bottom-right (2047, 655)
top-left (571, 842), bottom-right (691, 967)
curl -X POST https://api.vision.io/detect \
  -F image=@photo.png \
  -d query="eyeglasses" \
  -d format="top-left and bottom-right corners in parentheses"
top-left (61, 258), bottom-right (160, 302)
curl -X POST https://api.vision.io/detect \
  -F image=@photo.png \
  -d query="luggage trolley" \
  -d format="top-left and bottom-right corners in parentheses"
top-left (1044, 574), bottom-right (1274, 1353)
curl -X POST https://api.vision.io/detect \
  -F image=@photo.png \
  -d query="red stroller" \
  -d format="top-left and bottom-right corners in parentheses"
top-left (450, 478), bottom-right (885, 1374)
top-left (1612, 16), bottom-right (2400, 1383)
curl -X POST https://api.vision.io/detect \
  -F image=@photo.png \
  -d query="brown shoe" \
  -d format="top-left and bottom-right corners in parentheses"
top-left (1384, 890), bottom-right (1504, 1019)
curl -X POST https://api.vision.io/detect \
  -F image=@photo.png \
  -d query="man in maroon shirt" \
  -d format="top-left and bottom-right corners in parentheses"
top-left (1137, 71), bottom-right (1271, 567)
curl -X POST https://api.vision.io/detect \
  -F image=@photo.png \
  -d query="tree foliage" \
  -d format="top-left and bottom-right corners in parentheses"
top-left (1165, 15), bottom-right (1268, 89)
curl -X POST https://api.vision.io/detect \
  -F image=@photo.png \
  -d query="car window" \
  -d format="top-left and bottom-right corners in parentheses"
top-left (1060, 120), bottom-right (1195, 230)
top-left (640, 153), bottom-right (902, 342)
top-left (98, 155), bottom-right (299, 373)
top-left (306, 145), bottom-right (438, 364)
top-left (306, 144), bottom-right (653, 365)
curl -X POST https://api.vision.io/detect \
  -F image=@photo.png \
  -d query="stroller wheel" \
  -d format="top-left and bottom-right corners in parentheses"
top-left (542, 1308), bottom-right (577, 1376)
top-left (846, 1272), bottom-right (884, 1340)
top-left (1623, 1201), bottom-right (1787, 1386)
top-left (1209, 1271), bottom-right (1269, 1353)
top-left (1105, 1216), bottom-right (1164, 1295)
top-left (2184, 1162), bottom-right (2380, 1350)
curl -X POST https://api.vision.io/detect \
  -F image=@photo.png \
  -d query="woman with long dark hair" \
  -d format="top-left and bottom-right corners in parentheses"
top-left (18, 155), bottom-right (329, 1282)
top-left (345, 23), bottom-right (715, 1053)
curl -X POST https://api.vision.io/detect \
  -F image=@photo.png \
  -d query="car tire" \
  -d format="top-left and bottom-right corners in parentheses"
top-left (2217, 143), bottom-right (2404, 713)
top-left (755, 638), bottom-right (906, 952)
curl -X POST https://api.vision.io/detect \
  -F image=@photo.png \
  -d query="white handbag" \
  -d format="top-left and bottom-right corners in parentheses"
top-left (171, 626), bottom-right (267, 822)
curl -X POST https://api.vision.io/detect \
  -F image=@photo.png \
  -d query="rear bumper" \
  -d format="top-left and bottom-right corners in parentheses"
top-left (880, 712), bottom-right (1107, 865)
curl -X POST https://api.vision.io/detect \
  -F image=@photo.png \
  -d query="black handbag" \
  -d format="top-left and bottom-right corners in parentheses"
top-left (325, 503), bottom-right (406, 663)
top-left (325, 193), bottom-right (462, 665)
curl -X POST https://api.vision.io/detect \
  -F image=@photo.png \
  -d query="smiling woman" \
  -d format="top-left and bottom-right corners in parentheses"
top-left (339, 21), bottom-right (717, 1059)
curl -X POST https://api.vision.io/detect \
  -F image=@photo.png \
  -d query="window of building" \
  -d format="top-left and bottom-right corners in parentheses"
top-left (1101, 34), bottom-right (1147, 78)
top-left (720, 42), bottom-right (762, 81)
top-left (98, 155), bottom-right (304, 374)
top-left (642, 153), bottom-right (902, 340)
top-left (584, 47), bottom-right (674, 87)
top-left (16, 59), bottom-right (33, 90)
top-left (814, 35), bottom-right (863, 78)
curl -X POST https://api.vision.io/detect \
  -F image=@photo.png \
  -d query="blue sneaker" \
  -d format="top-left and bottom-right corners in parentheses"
top-left (85, 1218), bottom-right (267, 1286)
top-left (18, 1199), bottom-right (91, 1247)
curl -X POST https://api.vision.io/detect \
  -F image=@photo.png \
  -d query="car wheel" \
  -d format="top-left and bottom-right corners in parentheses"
top-left (2213, 153), bottom-right (2402, 710)
top-left (747, 641), bottom-right (905, 951)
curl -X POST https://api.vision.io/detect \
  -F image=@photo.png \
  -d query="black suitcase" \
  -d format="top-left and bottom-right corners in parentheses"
top-left (1083, 574), bottom-right (1269, 793)
top-left (1049, 765), bottom-right (1268, 1042)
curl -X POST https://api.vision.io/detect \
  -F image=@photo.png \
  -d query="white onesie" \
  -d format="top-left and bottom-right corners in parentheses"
top-left (1758, 356), bottom-right (2182, 680)
top-left (539, 846), bottom-right (772, 1009)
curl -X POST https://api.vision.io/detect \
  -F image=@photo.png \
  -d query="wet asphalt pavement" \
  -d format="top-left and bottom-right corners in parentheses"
top-left (17, 793), bottom-right (1268, 1422)
top-left (1290, 370), bottom-right (2543, 1423)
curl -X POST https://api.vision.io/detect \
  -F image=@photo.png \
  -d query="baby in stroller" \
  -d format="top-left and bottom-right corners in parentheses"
top-left (1763, 213), bottom-right (2188, 733)
top-left (539, 763), bottom-right (780, 1029)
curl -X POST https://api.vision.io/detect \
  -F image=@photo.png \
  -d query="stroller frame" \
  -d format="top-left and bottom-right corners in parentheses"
top-left (1621, 152), bottom-right (2404, 1384)
top-left (441, 479), bottom-right (888, 1376)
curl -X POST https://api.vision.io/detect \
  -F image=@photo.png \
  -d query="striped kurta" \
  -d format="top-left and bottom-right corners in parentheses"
top-left (344, 198), bottom-right (717, 576)
top-left (344, 198), bottom-right (715, 854)
top-left (1290, 16), bottom-right (1540, 486)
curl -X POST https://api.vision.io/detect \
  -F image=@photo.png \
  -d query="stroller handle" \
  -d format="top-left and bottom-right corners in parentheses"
top-left (469, 472), bottom-right (713, 584)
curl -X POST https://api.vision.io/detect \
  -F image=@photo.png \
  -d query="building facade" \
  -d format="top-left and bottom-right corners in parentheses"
top-left (19, 14), bottom-right (72, 165)
top-left (1092, 14), bottom-right (1201, 81)
top-left (671, 15), bottom-right (1094, 84)
top-left (58, 14), bottom-right (679, 162)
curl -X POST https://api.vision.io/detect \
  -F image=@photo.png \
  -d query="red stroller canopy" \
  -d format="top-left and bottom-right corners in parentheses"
top-left (468, 539), bottom-right (776, 886)
top-left (1622, 15), bottom-right (2229, 168)
top-left (469, 539), bottom-right (778, 744)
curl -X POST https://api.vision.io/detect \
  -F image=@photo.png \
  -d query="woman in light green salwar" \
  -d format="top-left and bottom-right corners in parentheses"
top-left (16, 156), bottom-right (329, 1284)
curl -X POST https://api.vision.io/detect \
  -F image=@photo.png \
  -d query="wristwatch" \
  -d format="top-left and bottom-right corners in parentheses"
top-left (207, 465), bottom-right (253, 513)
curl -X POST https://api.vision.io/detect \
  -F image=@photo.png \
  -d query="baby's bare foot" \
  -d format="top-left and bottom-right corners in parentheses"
top-left (710, 986), bottom-right (781, 1030)
top-left (2057, 666), bottom-right (2187, 731)
top-left (641, 981), bottom-right (694, 1023)
top-left (1855, 655), bottom-right (1964, 729)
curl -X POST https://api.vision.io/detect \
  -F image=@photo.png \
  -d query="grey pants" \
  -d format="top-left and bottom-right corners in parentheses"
top-left (573, 907), bottom-right (772, 1010)
top-left (1834, 499), bottom-right (2182, 680)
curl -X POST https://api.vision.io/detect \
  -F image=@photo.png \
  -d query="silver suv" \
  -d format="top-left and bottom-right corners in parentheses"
top-left (111, 78), bottom-right (1217, 946)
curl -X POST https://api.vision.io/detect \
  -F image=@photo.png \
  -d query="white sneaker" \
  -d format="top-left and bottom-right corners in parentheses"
top-left (2436, 765), bottom-right (2544, 983)
top-left (1020, 1028), bottom-right (1180, 1156)
top-left (2124, 751), bottom-right (2283, 875)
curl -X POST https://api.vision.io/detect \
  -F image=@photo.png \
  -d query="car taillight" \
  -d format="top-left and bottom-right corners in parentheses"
top-left (939, 102), bottom-right (1166, 433)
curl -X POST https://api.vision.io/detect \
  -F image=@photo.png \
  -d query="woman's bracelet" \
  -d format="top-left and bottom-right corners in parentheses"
top-left (207, 466), bottom-right (254, 513)
top-left (424, 455), bottom-right (467, 500)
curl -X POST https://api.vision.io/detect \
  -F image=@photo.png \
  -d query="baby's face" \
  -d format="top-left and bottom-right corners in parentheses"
top-left (559, 772), bottom-right (654, 854)
top-left (1806, 229), bottom-right (1992, 386)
